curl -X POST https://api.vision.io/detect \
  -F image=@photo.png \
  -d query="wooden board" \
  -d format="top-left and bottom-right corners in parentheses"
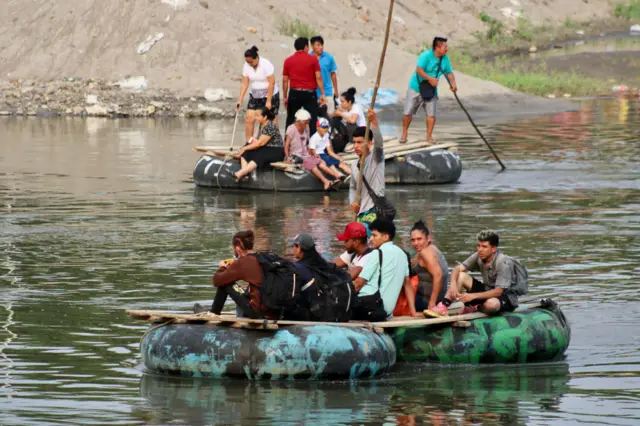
top-left (341, 142), bottom-right (458, 162)
top-left (126, 298), bottom-right (550, 331)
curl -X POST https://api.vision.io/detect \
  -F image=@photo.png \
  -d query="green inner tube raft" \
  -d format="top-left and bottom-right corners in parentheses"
top-left (391, 302), bottom-right (570, 364)
top-left (139, 302), bottom-right (569, 380)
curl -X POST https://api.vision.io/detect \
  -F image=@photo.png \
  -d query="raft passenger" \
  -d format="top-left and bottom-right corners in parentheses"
top-left (445, 230), bottom-right (526, 315)
top-left (409, 220), bottom-right (449, 317)
top-left (285, 109), bottom-right (345, 191)
top-left (234, 107), bottom-right (285, 182)
top-left (334, 222), bottom-right (372, 280)
top-left (236, 46), bottom-right (280, 142)
top-left (309, 117), bottom-right (352, 177)
top-left (330, 87), bottom-right (366, 152)
top-left (352, 219), bottom-right (421, 321)
top-left (194, 230), bottom-right (271, 318)
top-left (349, 108), bottom-right (384, 226)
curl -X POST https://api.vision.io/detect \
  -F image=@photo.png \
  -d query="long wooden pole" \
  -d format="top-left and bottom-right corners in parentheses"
top-left (354, 0), bottom-right (395, 220)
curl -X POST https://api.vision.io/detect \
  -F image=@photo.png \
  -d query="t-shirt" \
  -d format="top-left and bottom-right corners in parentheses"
top-left (342, 103), bottom-right (366, 127)
top-left (260, 121), bottom-right (284, 147)
top-left (359, 242), bottom-right (410, 317)
top-left (309, 51), bottom-right (338, 98)
top-left (408, 50), bottom-right (453, 97)
top-left (308, 132), bottom-right (330, 155)
top-left (339, 250), bottom-right (372, 270)
top-left (349, 127), bottom-right (384, 214)
top-left (283, 51), bottom-right (321, 91)
top-left (286, 124), bottom-right (310, 158)
top-left (242, 57), bottom-right (279, 99)
top-left (462, 251), bottom-right (518, 306)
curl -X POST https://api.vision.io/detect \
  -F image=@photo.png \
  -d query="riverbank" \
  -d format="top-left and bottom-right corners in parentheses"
top-left (1, 0), bottom-right (636, 119)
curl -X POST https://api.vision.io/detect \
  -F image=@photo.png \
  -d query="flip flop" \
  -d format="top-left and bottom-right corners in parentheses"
top-left (399, 138), bottom-right (408, 144)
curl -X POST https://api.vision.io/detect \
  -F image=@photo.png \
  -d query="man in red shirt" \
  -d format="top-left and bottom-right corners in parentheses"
top-left (283, 37), bottom-right (326, 134)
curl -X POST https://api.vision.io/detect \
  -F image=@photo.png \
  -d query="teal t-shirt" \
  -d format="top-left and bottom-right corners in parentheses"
top-left (408, 50), bottom-right (453, 97)
top-left (359, 242), bottom-right (410, 317)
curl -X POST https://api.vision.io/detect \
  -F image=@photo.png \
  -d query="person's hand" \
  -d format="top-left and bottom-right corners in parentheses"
top-left (333, 95), bottom-right (339, 108)
top-left (446, 288), bottom-right (459, 301)
top-left (265, 99), bottom-right (272, 110)
top-left (218, 260), bottom-right (229, 269)
top-left (412, 312), bottom-right (424, 318)
top-left (450, 83), bottom-right (457, 93)
top-left (458, 293), bottom-right (475, 303)
top-left (284, 97), bottom-right (288, 108)
top-left (428, 302), bottom-right (437, 311)
top-left (319, 96), bottom-right (326, 105)
top-left (429, 77), bottom-right (439, 87)
top-left (366, 108), bottom-right (378, 127)
top-left (350, 202), bottom-right (360, 213)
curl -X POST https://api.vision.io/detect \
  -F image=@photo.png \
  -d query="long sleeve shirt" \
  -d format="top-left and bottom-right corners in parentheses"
top-left (213, 255), bottom-right (264, 312)
top-left (349, 127), bottom-right (384, 214)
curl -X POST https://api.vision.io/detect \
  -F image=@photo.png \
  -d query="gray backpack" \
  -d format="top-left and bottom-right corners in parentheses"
top-left (507, 256), bottom-right (529, 296)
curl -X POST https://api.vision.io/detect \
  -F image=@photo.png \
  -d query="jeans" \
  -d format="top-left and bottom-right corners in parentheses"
top-left (210, 283), bottom-right (263, 319)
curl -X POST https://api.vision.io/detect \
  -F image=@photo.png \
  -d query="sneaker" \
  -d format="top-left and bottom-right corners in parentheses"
top-left (460, 305), bottom-right (479, 315)
top-left (424, 302), bottom-right (450, 318)
top-left (193, 303), bottom-right (209, 314)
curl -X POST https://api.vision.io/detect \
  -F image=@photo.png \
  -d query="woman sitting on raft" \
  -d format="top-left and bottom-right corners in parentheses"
top-left (309, 117), bottom-right (352, 177)
top-left (285, 108), bottom-right (346, 191)
top-left (330, 87), bottom-right (367, 152)
top-left (409, 220), bottom-right (450, 317)
top-left (234, 107), bottom-right (285, 182)
top-left (193, 230), bottom-right (271, 319)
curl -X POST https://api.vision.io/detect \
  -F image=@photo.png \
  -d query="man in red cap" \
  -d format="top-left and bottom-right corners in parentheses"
top-left (334, 222), bottom-right (372, 280)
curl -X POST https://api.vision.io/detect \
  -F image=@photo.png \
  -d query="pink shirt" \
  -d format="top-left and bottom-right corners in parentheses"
top-left (286, 124), bottom-right (310, 158)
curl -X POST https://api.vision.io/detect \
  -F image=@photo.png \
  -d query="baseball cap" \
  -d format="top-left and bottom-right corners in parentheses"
top-left (336, 222), bottom-right (368, 241)
top-left (288, 233), bottom-right (315, 250)
top-left (317, 117), bottom-right (329, 129)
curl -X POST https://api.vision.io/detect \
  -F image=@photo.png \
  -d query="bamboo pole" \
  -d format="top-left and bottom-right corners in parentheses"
top-left (354, 0), bottom-right (395, 220)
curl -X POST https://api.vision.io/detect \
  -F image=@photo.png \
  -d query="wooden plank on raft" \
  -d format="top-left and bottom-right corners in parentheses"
top-left (342, 142), bottom-right (458, 162)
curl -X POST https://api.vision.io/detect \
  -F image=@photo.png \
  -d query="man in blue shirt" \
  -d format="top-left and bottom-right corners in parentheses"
top-left (310, 36), bottom-right (339, 115)
top-left (400, 37), bottom-right (457, 144)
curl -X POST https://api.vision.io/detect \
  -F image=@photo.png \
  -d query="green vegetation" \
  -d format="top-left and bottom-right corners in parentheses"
top-left (277, 18), bottom-right (317, 39)
top-left (473, 12), bottom-right (547, 47)
top-left (448, 50), bottom-right (610, 97)
top-left (563, 17), bottom-right (580, 28)
top-left (614, 0), bottom-right (640, 20)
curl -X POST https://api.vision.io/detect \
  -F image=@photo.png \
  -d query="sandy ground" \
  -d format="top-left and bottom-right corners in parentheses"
top-left (0, 0), bottom-right (618, 117)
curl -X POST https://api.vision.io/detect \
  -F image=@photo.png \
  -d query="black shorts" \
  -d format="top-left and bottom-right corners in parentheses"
top-left (248, 92), bottom-right (280, 115)
top-left (241, 146), bottom-right (284, 169)
top-left (468, 278), bottom-right (516, 313)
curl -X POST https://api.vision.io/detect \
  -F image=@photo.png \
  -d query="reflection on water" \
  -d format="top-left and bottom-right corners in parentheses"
top-left (0, 98), bottom-right (639, 425)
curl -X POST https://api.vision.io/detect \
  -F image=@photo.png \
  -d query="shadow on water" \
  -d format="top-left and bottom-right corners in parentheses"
top-left (137, 363), bottom-right (570, 425)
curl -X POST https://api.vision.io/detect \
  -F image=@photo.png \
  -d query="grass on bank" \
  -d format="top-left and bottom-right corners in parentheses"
top-left (277, 18), bottom-right (317, 39)
top-left (447, 50), bottom-right (610, 97)
top-left (614, 0), bottom-right (640, 20)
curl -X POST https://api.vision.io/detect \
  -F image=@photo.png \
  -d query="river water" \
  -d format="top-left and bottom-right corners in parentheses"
top-left (1, 97), bottom-right (639, 425)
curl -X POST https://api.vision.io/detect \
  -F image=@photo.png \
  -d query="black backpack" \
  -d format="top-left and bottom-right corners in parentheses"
top-left (254, 252), bottom-right (301, 319)
top-left (306, 264), bottom-right (355, 323)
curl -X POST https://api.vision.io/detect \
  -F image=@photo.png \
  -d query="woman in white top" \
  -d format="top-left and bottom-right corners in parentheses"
top-left (236, 46), bottom-right (280, 142)
top-left (329, 87), bottom-right (366, 151)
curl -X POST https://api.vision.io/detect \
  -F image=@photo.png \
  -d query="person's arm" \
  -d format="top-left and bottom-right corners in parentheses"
top-left (348, 160), bottom-right (359, 213)
top-left (353, 276), bottom-right (368, 292)
top-left (420, 249), bottom-right (444, 310)
top-left (266, 74), bottom-right (276, 107)
top-left (463, 255), bottom-right (514, 303)
top-left (448, 253), bottom-right (477, 299)
top-left (331, 71), bottom-right (338, 99)
top-left (446, 73), bottom-right (456, 92)
top-left (240, 132), bottom-right (272, 155)
top-left (284, 134), bottom-right (291, 158)
top-left (315, 71), bottom-right (325, 104)
top-left (334, 257), bottom-right (347, 268)
top-left (237, 76), bottom-right (249, 109)
top-left (367, 108), bottom-right (384, 163)
top-left (416, 67), bottom-right (438, 87)
top-left (326, 141), bottom-right (342, 162)
top-left (348, 266), bottom-right (363, 281)
top-left (282, 59), bottom-right (290, 108)
top-left (459, 287), bottom-right (503, 303)
top-left (355, 251), bottom-right (379, 293)
top-left (213, 257), bottom-right (250, 287)
top-left (343, 110), bottom-right (359, 124)
top-left (442, 57), bottom-right (456, 91)
top-left (402, 276), bottom-right (422, 317)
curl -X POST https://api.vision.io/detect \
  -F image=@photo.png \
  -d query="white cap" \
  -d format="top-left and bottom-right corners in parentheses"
top-left (294, 108), bottom-right (311, 122)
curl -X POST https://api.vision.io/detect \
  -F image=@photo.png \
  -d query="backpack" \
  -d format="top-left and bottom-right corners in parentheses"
top-left (329, 117), bottom-right (349, 153)
top-left (305, 263), bottom-right (355, 323)
top-left (254, 252), bottom-right (301, 319)
top-left (508, 256), bottom-right (529, 296)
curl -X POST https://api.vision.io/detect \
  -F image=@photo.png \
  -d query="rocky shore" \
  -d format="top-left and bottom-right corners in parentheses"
top-left (0, 79), bottom-right (237, 118)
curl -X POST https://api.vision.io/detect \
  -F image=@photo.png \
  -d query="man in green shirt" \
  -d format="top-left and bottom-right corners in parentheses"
top-left (400, 37), bottom-right (457, 144)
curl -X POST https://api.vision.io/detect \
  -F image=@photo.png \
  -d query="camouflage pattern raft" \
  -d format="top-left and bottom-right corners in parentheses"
top-left (140, 323), bottom-right (396, 380)
top-left (390, 301), bottom-right (570, 364)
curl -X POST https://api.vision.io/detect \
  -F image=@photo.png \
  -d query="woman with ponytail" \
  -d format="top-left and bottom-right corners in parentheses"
top-left (329, 87), bottom-right (366, 151)
top-left (237, 46), bottom-right (280, 142)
